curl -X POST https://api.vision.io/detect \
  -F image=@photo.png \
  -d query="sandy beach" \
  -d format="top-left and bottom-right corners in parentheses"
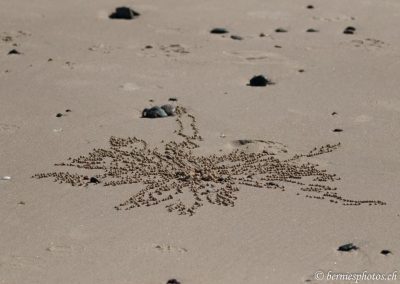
top-left (1, 0), bottom-right (400, 283)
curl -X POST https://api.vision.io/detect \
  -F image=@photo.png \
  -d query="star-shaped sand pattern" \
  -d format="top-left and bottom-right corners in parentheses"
top-left (33, 106), bottom-right (385, 215)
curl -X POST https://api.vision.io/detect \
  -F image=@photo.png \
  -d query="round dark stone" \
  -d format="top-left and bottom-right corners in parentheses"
top-left (338, 243), bottom-right (358, 252)
top-left (306, 28), bottom-right (319, 33)
top-left (161, 104), bottom-right (176, 116)
top-left (142, 106), bottom-right (168, 118)
top-left (210, 28), bottom-right (228, 34)
top-left (168, 97), bottom-right (178, 102)
top-left (275, 28), bottom-right (287, 33)
top-left (145, 45), bottom-right (153, 49)
top-left (65, 109), bottom-right (71, 112)
top-left (306, 5), bottom-right (314, 9)
top-left (230, 35), bottom-right (243, 40)
top-left (90, 177), bottom-right (100, 184)
top-left (249, 75), bottom-right (272, 87)
top-left (259, 33), bottom-right (266, 37)
top-left (109, 7), bottom-right (140, 20)
top-left (166, 279), bottom-right (181, 284)
top-left (333, 128), bottom-right (343, 132)
top-left (343, 26), bottom-right (356, 34)
top-left (8, 49), bottom-right (21, 55)
top-left (381, 250), bottom-right (391, 255)
top-left (56, 113), bottom-right (63, 118)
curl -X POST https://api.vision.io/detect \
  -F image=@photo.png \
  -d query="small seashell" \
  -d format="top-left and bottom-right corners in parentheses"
top-left (1, 176), bottom-right (11, 180)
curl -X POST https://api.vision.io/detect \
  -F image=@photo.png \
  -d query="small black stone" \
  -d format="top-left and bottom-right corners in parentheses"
top-left (306, 28), bottom-right (319, 33)
top-left (343, 26), bottom-right (356, 34)
top-left (381, 250), bottom-right (391, 255)
top-left (298, 69), bottom-right (305, 73)
top-left (142, 106), bottom-right (168, 118)
top-left (169, 97), bottom-right (178, 102)
top-left (230, 35), bottom-right (243, 40)
top-left (275, 28), bottom-right (287, 33)
top-left (210, 28), bottom-right (228, 34)
top-left (306, 5), bottom-right (314, 9)
top-left (56, 113), bottom-right (63, 118)
top-left (48, 58), bottom-right (53, 62)
top-left (338, 243), bottom-right (358, 252)
top-left (259, 33), bottom-right (266, 37)
top-left (65, 109), bottom-right (71, 112)
top-left (331, 112), bottom-right (338, 116)
top-left (145, 45), bottom-right (153, 49)
top-left (109, 7), bottom-right (140, 20)
top-left (166, 279), bottom-right (180, 284)
top-left (274, 45), bottom-right (282, 48)
top-left (90, 177), bottom-right (100, 184)
top-left (333, 128), bottom-right (343, 132)
top-left (8, 49), bottom-right (21, 55)
top-left (248, 75), bottom-right (272, 87)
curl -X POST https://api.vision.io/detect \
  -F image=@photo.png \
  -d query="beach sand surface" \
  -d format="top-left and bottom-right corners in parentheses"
top-left (1, 0), bottom-right (400, 283)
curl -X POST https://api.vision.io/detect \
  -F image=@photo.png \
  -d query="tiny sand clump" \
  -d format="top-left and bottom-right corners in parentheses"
top-left (33, 106), bottom-right (385, 215)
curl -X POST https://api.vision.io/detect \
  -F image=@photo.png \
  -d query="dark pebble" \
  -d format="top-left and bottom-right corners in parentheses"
top-left (274, 45), bottom-right (282, 48)
top-left (145, 45), bottom-right (153, 49)
top-left (48, 58), bottom-right (53, 62)
top-left (275, 28), bottom-right (287, 33)
top-left (161, 104), bottom-right (176, 116)
top-left (259, 33), bottom-right (266, 37)
top-left (331, 112), bottom-right (338, 116)
top-left (248, 75), bottom-right (272, 87)
top-left (298, 69), bottom-right (305, 73)
top-left (56, 113), bottom-right (63, 118)
top-left (338, 243), bottom-right (358, 252)
top-left (65, 109), bottom-right (71, 112)
top-left (333, 128), bottom-right (343, 132)
top-left (90, 177), bottom-right (100, 184)
top-left (306, 28), bottom-right (319, 33)
top-left (109, 7), bottom-right (140, 20)
top-left (230, 35), bottom-right (243, 40)
top-left (343, 26), bottom-right (356, 35)
top-left (381, 250), bottom-right (391, 255)
top-left (210, 28), bottom-right (228, 34)
top-left (166, 279), bottom-right (180, 284)
top-left (8, 49), bottom-right (21, 55)
top-left (306, 5), bottom-right (314, 9)
top-left (168, 97), bottom-right (178, 102)
top-left (142, 106), bottom-right (168, 118)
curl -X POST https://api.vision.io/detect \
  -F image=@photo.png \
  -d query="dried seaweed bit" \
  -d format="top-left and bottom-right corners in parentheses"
top-left (33, 105), bottom-right (386, 215)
